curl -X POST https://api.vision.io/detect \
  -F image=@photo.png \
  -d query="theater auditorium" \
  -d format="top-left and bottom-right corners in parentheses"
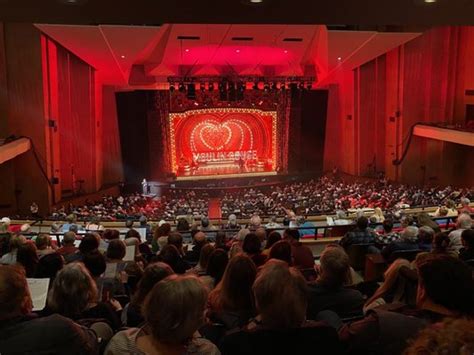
top-left (0, 1), bottom-right (474, 354)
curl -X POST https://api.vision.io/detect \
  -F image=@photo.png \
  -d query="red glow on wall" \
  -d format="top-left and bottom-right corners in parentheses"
top-left (169, 108), bottom-right (277, 177)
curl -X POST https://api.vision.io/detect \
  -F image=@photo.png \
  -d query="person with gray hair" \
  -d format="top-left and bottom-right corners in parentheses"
top-left (418, 225), bottom-right (436, 251)
top-left (57, 231), bottom-right (78, 262)
top-left (381, 226), bottom-right (420, 261)
top-left (448, 213), bottom-right (473, 254)
top-left (459, 197), bottom-right (474, 214)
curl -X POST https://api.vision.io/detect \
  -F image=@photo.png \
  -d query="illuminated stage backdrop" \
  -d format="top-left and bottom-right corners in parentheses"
top-left (169, 108), bottom-right (277, 178)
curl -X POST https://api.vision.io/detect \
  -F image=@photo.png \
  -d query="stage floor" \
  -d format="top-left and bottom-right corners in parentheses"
top-left (176, 170), bottom-right (277, 181)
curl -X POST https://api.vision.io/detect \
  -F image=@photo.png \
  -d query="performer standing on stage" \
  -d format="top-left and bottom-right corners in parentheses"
top-left (142, 178), bottom-right (148, 195)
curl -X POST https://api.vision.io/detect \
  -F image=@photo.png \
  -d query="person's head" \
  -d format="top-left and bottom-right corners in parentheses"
top-left (382, 219), bottom-right (394, 233)
top-left (456, 213), bottom-right (472, 230)
top-left (66, 214), bottom-right (77, 224)
top-left (255, 227), bottom-right (266, 245)
top-left (401, 226), bottom-right (419, 242)
top-left (211, 253), bottom-right (257, 312)
top-left (144, 275), bottom-right (208, 344)
top-left (405, 318), bottom-right (474, 355)
top-left (0, 265), bottom-right (32, 321)
top-left (8, 235), bottom-right (26, 252)
top-left (106, 239), bottom-right (126, 261)
top-left (215, 231), bottom-right (226, 248)
top-left (253, 259), bottom-right (308, 328)
top-left (168, 232), bottom-right (183, 250)
top-left (48, 262), bottom-right (98, 317)
top-left (63, 231), bottom-right (76, 246)
top-left (228, 214), bottom-right (237, 226)
top-left (236, 228), bottom-right (250, 242)
top-left (201, 217), bottom-right (210, 229)
top-left (155, 223), bottom-right (172, 240)
top-left (20, 224), bottom-right (31, 234)
top-left (69, 224), bottom-right (79, 234)
top-left (103, 229), bottom-right (120, 241)
top-left (460, 197), bottom-right (471, 207)
top-left (206, 249), bottom-right (229, 285)
top-left (242, 233), bottom-right (262, 255)
top-left (318, 246), bottom-right (350, 288)
top-left (125, 228), bottom-right (141, 241)
top-left (16, 242), bottom-right (39, 277)
top-left (176, 218), bottom-right (190, 232)
top-left (193, 231), bottom-right (207, 248)
top-left (461, 229), bottom-right (474, 250)
top-left (35, 234), bottom-right (51, 251)
top-left (269, 240), bottom-right (292, 265)
top-left (132, 262), bottom-right (174, 309)
top-left (417, 212), bottom-right (437, 228)
top-left (1, 217), bottom-right (11, 227)
top-left (418, 226), bottom-right (435, 244)
top-left (125, 220), bottom-right (134, 228)
top-left (432, 232), bottom-right (450, 253)
top-left (198, 243), bottom-right (215, 270)
top-left (416, 255), bottom-right (474, 315)
top-left (159, 244), bottom-right (181, 272)
top-left (283, 228), bottom-right (300, 242)
top-left (265, 231), bottom-right (281, 250)
top-left (82, 250), bottom-right (106, 278)
top-left (35, 252), bottom-right (64, 280)
top-left (446, 199), bottom-right (455, 209)
top-left (250, 215), bottom-right (262, 228)
top-left (79, 233), bottom-right (99, 254)
top-left (401, 215), bottom-right (414, 228)
top-left (139, 215), bottom-right (147, 226)
top-left (356, 216), bottom-right (369, 230)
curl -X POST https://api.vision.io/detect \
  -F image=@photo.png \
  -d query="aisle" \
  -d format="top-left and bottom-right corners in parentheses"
top-left (208, 198), bottom-right (222, 220)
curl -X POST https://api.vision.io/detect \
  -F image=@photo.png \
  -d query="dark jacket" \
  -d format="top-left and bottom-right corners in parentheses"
top-left (0, 314), bottom-right (98, 355)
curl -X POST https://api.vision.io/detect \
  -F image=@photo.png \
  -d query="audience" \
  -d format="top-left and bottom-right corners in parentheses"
top-left (0, 234), bottom-right (26, 265)
top-left (381, 226), bottom-right (420, 261)
top-left (106, 275), bottom-right (219, 355)
top-left (268, 240), bottom-right (293, 265)
top-left (459, 229), bottom-right (474, 262)
top-left (201, 249), bottom-right (229, 289)
top-left (16, 242), bottom-right (39, 277)
top-left (185, 231), bottom-right (208, 264)
top-left (189, 243), bottom-right (215, 276)
top-left (307, 246), bottom-right (364, 319)
top-left (447, 213), bottom-right (472, 254)
top-left (242, 233), bottom-right (267, 267)
top-left (375, 219), bottom-right (400, 245)
top-left (283, 228), bottom-right (314, 269)
top-left (339, 216), bottom-right (377, 249)
top-left (57, 231), bottom-right (79, 262)
top-left (0, 265), bottom-right (99, 354)
top-left (262, 230), bottom-right (281, 257)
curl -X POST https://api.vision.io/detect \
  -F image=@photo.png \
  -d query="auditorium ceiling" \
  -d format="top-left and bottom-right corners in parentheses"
top-left (0, 0), bottom-right (473, 26)
top-left (35, 24), bottom-right (420, 87)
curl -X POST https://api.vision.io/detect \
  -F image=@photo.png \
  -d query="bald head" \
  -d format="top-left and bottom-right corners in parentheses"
top-left (194, 231), bottom-right (207, 246)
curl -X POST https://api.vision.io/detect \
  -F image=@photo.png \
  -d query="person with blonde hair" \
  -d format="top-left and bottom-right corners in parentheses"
top-left (220, 260), bottom-right (342, 354)
top-left (370, 207), bottom-right (385, 223)
top-left (106, 275), bottom-right (219, 355)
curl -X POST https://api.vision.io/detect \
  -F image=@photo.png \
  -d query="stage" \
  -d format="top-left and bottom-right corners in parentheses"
top-left (175, 170), bottom-right (278, 181)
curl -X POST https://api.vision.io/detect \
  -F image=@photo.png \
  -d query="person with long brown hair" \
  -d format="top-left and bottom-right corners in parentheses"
top-left (207, 253), bottom-right (257, 329)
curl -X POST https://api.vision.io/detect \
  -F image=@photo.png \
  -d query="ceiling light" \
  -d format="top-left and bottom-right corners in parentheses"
top-left (185, 48), bottom-right (190, 52)
top-left (120, 55), bottom-right (125, 59)
top-left (236, 49), bottom-right (240, 53)
top-left (284, 50), bottom-right (288, 54)
top-left (250, 0), bottom-right (263, 2)
top-left (57, 0), bottom-right (88, 5)
top-left (424, 0), bottom-right (437, 2)
top-left (337, 57), bottom-right (342, 61)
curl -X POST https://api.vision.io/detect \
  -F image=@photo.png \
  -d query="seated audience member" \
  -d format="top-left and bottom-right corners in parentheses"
top-left (201, 249), bottom-right (229, 290)
top-left (47, 262), bottom-right (122, 331)
top-left (459, 197), bottom-right (474, 215)
top-left (36, 234), bottom-right (55, 258)
top-left (123, 262), bottom-right (174, 327)
top-left (296, 216), bottom-right (315, 238)
top-left (248, 214), bottom-right (262, 231)
top-left (167, 231), bottom-right (187, 257)
top-left (188, 243), bottom-right (215, 276)
top-left (370, 207), bottom-right (385, 223)
top-left (448, 213), bottom-right (472, 254)
top-left (61, 213), bottom-right (81, 233)
top-left (106, 275), bottom-right (219, 355)
top-left (283, 228), bottom-right (314, 269)
top-left (57, 231), bottom-right (78, 262)
top-left (339, 216), bottom-right (377, 249)
top-left (82, 250), bottom-right (107, 280)
top-left (0, 221), bottom-right (11, 256)
top-left (125, 228), bottom-right (152, 258)
top-left (220, 260), bottom-right (342, 355)
top-left (265, 215), bottom-right (281, 229)
top-left (200, 217), bottom-right (217, 237)
top-left (86, 216), bottom-right (105, 232)
top-left (381, 226), bottom-right (420, 261)
top-left (0, 234), bottom-right (26, 265)
top-left (255, 227), bottom-right (267, 248)
top-left (242, 233), bottom-right (267, 267)
top-left (214, 231), bottom-right (229, 252)
top-left (223, 213), bottom-right (240, 230)
top-left (434, 199), bottom-right (458, 218)
top-left (459, 229), bottom-right (474, 262)
top-left (158, 244), bottom-right (190, 274)
top-left (307, 246), bottom-right (364, 319)
top-left (229, 228), bottom-right (250, 258)
top-left (106, 239), bottom-right (127, 263)
top-left (207, 254), bottom-right (257, 329)
top-left (268, 240), bottom-right (293, 265)
top-left (262, 231), bottom-right (281, 257)
top-left (35, 252), bottom-right (64, 281)
top-left (375, 219), bottom-right (400, 245)
top-left (404, 318), bottom-right (474, 355)
top-left (185, 231), bottom-right (207, 264)
top-left (339, 255), bottom-right (474, 354)
top-left (0, 265), bottom-right (99, 354)
top-left (152, 223), bottom-right (171, 253)
top-left (76, 233), bottom-right (100, 260)
top-left (417, 226), bottom-right (435, 251)
top-left (16, 242), bottom-right (39, 277)
top-left (416, 212), bottom-right (441, 234)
